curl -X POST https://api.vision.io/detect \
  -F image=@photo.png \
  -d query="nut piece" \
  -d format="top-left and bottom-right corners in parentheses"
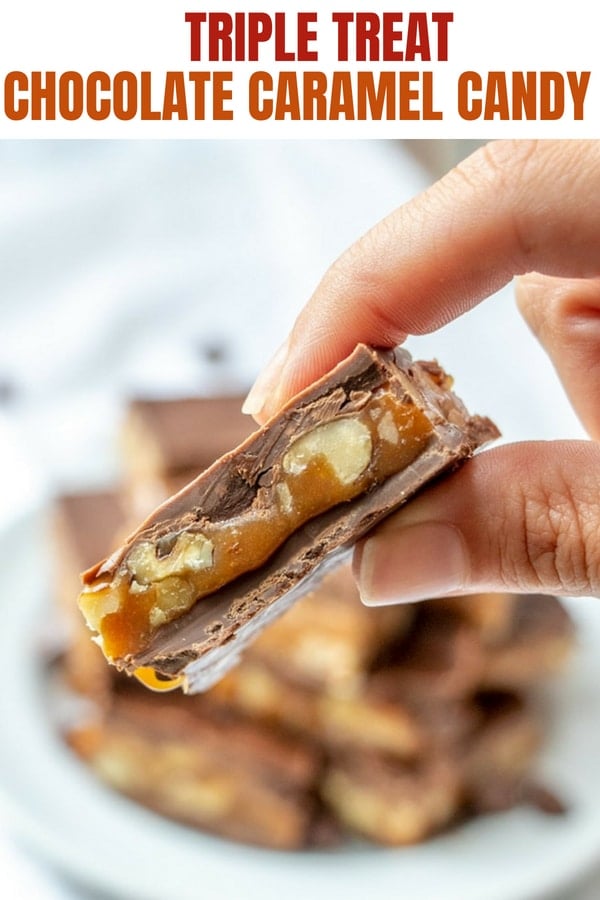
top-left (377, 410), bottom-right (399, 444)
top-left (149, 576), bottom-right (196, 628)
top-left (127, 532), bottom-right (214, 586)
top-left (283, 418), bottom-right (372, 486)
top-left (276, 482), bottom-right (294, 515)
top-left (79, 584), bottom-right (120, 633)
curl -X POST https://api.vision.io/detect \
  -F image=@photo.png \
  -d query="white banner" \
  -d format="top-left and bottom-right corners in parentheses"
top-left (0, 0), bottom-right (597, 138)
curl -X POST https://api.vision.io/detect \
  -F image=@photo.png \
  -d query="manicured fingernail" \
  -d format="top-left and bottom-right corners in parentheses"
top-left (357, 522), bottom-right (468, 606)
top-left (242, 339), bottom-right (290, 418)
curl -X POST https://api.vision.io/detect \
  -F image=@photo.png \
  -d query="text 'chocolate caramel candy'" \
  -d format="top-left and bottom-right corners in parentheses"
top-left (78, 344), bottom-right (499, 692)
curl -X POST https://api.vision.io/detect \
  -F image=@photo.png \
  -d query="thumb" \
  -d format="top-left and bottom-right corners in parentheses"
top-left (354, 441), bottom-right (600, 605)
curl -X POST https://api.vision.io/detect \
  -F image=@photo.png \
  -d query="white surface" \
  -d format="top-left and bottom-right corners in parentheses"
top-left (0, 511), bottom-right (600, 900)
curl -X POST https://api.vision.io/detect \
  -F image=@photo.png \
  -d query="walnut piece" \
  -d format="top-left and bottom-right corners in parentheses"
top-left (283, 418), bottom-right (372, 486)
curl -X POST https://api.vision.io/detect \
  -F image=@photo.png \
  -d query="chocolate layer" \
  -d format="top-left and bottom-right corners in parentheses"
top-left (82, 344), bottom-right (499, 690)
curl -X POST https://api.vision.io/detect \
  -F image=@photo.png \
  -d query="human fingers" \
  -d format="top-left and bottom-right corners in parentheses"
top-left (516, 273), bottom-right (600, 440)
top-left (243, 140), bottom-right (600, 422)
top-left (353, 440), bottom-right (600, 604)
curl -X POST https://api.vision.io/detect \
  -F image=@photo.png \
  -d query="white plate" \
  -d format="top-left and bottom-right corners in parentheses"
top-left (2, 510), bottom-right (600, 900)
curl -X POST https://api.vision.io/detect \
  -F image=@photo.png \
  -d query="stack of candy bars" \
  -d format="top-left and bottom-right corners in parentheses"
top-left (51, 392), bottom-right (575, 849)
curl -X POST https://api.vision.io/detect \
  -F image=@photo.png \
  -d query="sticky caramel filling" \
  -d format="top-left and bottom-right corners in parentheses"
top-left (133, 667), bottom-right (185, 692)
top-left (79, 391), bottom-right (432, 661)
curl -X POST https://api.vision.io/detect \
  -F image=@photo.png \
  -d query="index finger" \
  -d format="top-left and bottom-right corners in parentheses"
top-left (244, 140), bottom-right (600, 421)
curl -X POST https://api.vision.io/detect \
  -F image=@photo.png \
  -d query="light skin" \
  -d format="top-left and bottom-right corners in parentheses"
top-left (242, 139), bottom-right (600, 605)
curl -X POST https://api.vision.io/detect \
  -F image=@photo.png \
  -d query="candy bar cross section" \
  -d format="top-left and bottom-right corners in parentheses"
top-left (78, 344), bottom-right (499, 692)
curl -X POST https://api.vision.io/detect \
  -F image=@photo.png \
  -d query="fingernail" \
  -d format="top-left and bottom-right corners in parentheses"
top-left (242, 338), bottom-right (290, 418)
top-left (357, 522), bottom-right (468, 606)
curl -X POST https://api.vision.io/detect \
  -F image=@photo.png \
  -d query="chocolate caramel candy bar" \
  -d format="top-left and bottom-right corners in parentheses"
top-left (210, 654), bottom-right (480, 763)
top-left (320, 750), bottom-right (462, 845)
top-left (68, 687), bottom-right (328, 849)
top-left (78, 344), bottom-right (499, 692)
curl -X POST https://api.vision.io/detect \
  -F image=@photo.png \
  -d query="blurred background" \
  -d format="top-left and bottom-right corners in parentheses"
top-left (0, 137), bottom-right (587, 526)
top-left (0, 140), bottom-right (432, 519)
top-left (0, 139), bottom-right (599, 900)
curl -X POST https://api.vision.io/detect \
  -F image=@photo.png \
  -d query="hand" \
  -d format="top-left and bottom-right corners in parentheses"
top-left (243, 140), bottom-right (600, 604)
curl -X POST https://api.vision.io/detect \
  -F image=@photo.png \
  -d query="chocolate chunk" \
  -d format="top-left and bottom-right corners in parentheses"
top-left (521, 781), bottom-right (569, 816)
